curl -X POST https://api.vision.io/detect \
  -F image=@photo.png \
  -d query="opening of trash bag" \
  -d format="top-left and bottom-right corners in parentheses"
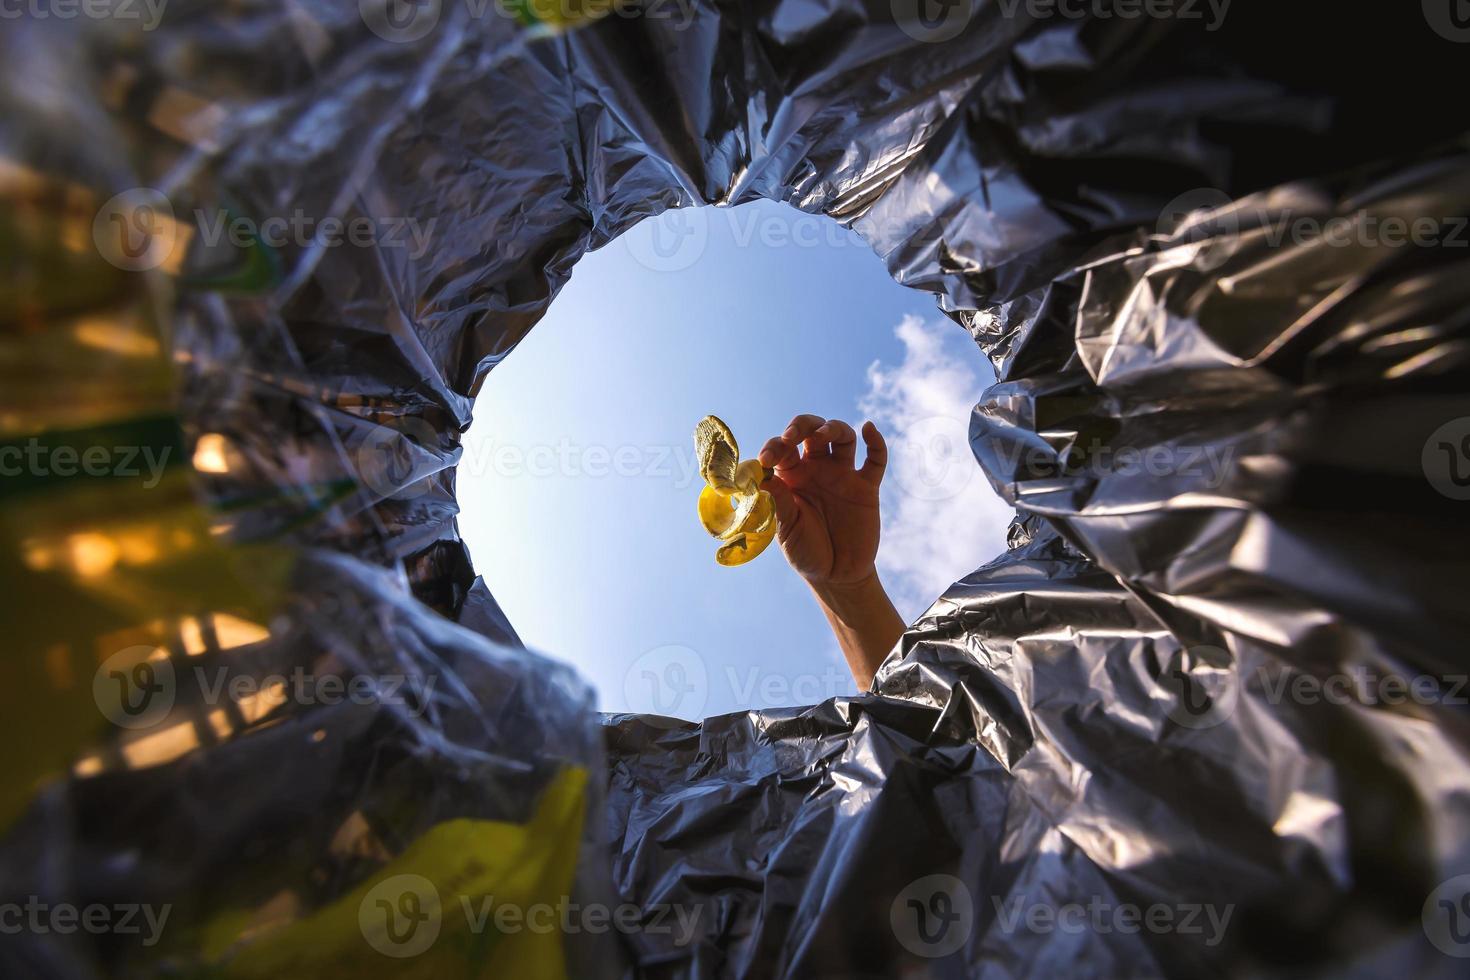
top-left (5, 2), bottom-right (1470, 978)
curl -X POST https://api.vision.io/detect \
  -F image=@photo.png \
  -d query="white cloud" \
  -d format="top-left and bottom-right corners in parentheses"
top-left (858, 315), bottom-right (1014, 620)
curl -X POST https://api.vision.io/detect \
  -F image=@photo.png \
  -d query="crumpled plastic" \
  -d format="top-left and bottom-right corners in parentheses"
top-left (4, 0), bottom-right (1470, 977)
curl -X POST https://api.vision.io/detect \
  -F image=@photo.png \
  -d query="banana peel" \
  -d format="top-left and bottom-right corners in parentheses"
top-left (693, 416), bottom-right (775, 567)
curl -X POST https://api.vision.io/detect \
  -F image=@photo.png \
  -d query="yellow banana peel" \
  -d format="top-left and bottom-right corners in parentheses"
top-left (693, 416), bottom-right (775, 567)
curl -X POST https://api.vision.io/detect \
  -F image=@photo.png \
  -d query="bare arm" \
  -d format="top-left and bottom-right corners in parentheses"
top-left (807, 572), bottom-right (905, 690)
top-left (758, 415), bottom-right (906, 689)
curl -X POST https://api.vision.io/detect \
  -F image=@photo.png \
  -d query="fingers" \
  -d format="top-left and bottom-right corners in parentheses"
top-left (762, 415), bottom-right (872, 472)
top-left (761, 414), bottom-right (825, 471)
top-left (784, 415), bottom-right (826, 440)
top-left (817, 420), bottom-right (857, 464)
top-left (858, 420), bottom-right (887, 485)
top-left (758, 435), bottom-right (800, 470)
top-left (784, 414), bottom-right (827, 458)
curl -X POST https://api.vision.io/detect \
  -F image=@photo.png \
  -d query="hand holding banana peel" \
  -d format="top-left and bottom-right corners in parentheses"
top-left (693, 412), bottom-right (892, 576)
top-left (693, 412), bottom-right (905, 689)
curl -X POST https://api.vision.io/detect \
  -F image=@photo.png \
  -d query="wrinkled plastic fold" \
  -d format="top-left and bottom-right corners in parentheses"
top-left (4, 0), bottom-right (1470, 976)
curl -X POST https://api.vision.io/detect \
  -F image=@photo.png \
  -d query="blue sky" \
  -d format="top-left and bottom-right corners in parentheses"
top-left (457, 200), bottom-right (1011, 718)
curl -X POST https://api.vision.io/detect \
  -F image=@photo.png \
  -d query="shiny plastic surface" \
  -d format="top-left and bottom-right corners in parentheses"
top-left (4, 1), bottom-right (1470, 976)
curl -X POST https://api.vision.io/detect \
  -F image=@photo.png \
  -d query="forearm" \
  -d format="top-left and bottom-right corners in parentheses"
top-left (808, 570), bottom-right (905, 691)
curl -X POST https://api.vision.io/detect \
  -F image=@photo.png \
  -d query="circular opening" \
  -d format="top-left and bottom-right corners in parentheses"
top-left (459, 200), bottom-right (1009, 717)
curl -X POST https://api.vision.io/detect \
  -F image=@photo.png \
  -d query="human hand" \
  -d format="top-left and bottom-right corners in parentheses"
top-left (757, 415), bottom-right (888, 589)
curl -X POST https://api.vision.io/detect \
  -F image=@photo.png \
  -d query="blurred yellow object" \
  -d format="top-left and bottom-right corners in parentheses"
top-left (195, 766), bottom-right (588, 980)
top-left (510, 0), bottom-right (638, 34)
top-left (0, 161), bottom-right (292, 830)
top-left (692, 416), bottom-right (775, 566)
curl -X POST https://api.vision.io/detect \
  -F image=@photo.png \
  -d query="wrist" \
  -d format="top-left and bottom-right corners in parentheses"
top-left (804, 567), bottom-right (905, 691)
top-left (807, 568), bottom-right (884, 616)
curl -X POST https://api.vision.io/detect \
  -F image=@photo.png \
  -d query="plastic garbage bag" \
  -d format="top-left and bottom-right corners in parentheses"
top-left (4, 1), bottom-right (1470, 976)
